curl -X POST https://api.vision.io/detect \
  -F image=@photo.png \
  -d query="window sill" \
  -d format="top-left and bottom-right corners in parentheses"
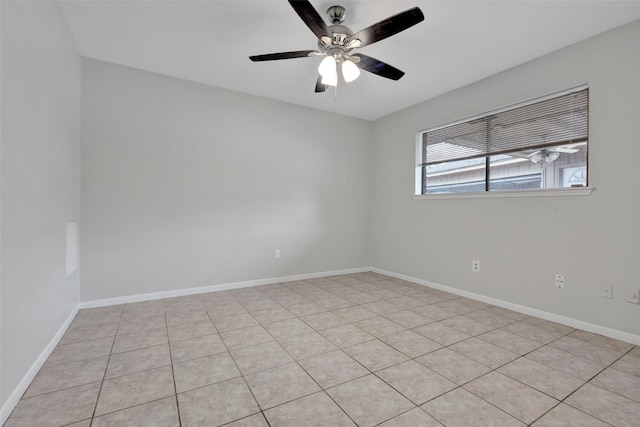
top-left (413, 187), bottom-right (594, 200)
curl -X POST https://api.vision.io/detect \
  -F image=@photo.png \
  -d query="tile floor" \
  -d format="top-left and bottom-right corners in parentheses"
top-left (5, 272), bottom-right (640, 426)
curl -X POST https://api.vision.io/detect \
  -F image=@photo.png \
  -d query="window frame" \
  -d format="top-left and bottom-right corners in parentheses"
top-left (414, 85), bottom-right (592, 199)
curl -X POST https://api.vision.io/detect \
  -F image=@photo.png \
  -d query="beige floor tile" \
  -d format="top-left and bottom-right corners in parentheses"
top-left (24, 356), bottom-right (108, 398)
top-left (439, 315), bottom-right (495, 336)
top-left (568, 330), bottom-right (634, 352)
top-left (300, 311), bottom-right (349, 330)
top-left (219, 325), bottom-right (274, 350)
top-left (64, 420), bottom-right (91, 427)
top-left (422, 388), bottom-right (525, 427)
top-left (264, 391), bottom-right (355, 427)
top-left (320, 324), bottom-right (375, 348)
top-left (45, 337), bottom-right (114, 367)
top-left (416, 348), bottom-right (490, 385)
top-left (526, 346), bottom-right (605, 380)
top-left (502, 321), bottom-right (564, 344)
top-left (611, 351), bottom-right (640, 377)
top-left (167, 319), bottom-right (216, 342)
top-left (385, 310), bottom-right (432, 329)
top-left (344, 340), bottom-right (408, 372)
top-left (206, 304), bottom-right (248, 319)
top-left (361, 300), bottom-right (403, 316)
top-left (241, 298), bottom-right (280, 312)
top-left (106, 344), bottom-right (171, 379)
top-left (378, 408), bottom-right (443, 426)
top-left (343, 291), bottom-right (381, 305)
top-left (590, 367), bottom-right (640, 402)
top-left (231, 341), bottom-right (293, 375)
top-left (377, 360), bottom-right (456, 405)
top-left (476, 329), bottom-right (542, 355)
top-left (531, 403), bottom-right (610, 427)
top-left (464, 371), bottom-right (558, 424)
top-left (333, 306), bottom-right (377, 322)
top-left (165, 310), bottom-right (210, 328)
top-left (550, 336), bottom-right (625, 365)
top-left (117, 314), bottom-right (166, 335)
top-left (244, 362), bottom-right (320, 409)
top-left (410, 305), bottom-right (457, 322)
top-left (518, 317), bottom-right (575, 336)
top-left (92, 396), bottom-right (179, 426)
top-left (95, 366), bottom-right (174, 416)
top-left (315, 296), bottom-right (354, 311)
top-left (122, 301), bottom-right (165, 318)
top-left (566, 383), bottom-right (640, 426)
top-left (380, 330), bottom-right (441, 358)
top-left (112, 326), bottom-right (168, 354)
top-left (498, 357), bottom-right (584, 399)
top-left (432, 300), bottom-right (477, 315)
top-left (464, 309), bottom-right (515, 328)
top-left (174, 352), bottom-right (240, 393)
top-left (169, 333), bottom-right (227, 363)
top-left (178, 377), bottom-right (259, 426)
top-left (212, 312), bottom-right (259, 332)
top-left (263, 318), bottom-right (313, 340)
top-left (386, 296), bottom-right (428, 310)
top-left (450, 338), bottom-right (519, 368)
top-left (484, 306), bottom-right (529, 320)
top-left (413, 322), bottom-right (470, 346)
top-left (5, 383), bottom-right (101, 427)
top-left (355, 316), bottom-right (406, 338)
top-left (224, 413), bottom-right (269, 426)
top-left (286, 301), bottom-right (327, 317)
top-left (279, 331), bottom-right (337, 360)
top-left (59, 322), bottom-right (118, 346)
top-left (252, 307), bottom-right (295, 325)
top-left (327, 375), bottom-right (415, 427)
top-left (298, 349), bottom-right (369, 388)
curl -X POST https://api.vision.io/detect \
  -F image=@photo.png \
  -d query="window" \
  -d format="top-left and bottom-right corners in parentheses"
top-left (417, 86), bottom-right (589, 195)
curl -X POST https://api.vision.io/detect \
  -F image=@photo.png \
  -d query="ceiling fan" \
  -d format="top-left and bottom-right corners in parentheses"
top-left (249, 1), bottom-right (424, 92)
top-left (510, 145), bottom-right (581, 164)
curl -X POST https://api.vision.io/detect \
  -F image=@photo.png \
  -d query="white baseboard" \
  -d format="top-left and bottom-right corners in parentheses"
top-left (372, 267), bottom-right (640, 346)
top-left (0, 305), bottom-right (79, 425)
top-left (78, 267), bottom-right (370, 309)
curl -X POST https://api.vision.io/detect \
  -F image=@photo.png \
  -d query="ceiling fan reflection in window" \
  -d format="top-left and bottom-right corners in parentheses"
top-left (510, 144), bottom-right (582, 164)
top-left (249, 1), bottom-right (424, 92)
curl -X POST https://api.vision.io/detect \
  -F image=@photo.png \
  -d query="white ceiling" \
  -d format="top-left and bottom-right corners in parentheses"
top-left (58, 1), bottom-right (640, 121)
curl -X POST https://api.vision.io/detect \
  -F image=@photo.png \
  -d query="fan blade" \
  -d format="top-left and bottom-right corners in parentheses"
top-left (288, 0), bottom-right (331, 40)
top-left (352, 54), bottom-right (405, 80)
top-left (551, 147), bottom-right (579, 153)
top-left (348, 7), bottom-right (424, 48)
top-left (315, 75), bottom-right (327, 93)
top-left (250, 50), bottom-right (318, 61)
top-left (508, 152), bottom-right (532, 160)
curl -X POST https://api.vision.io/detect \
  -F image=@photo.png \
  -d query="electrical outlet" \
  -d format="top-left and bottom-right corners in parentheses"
top-left (555, 274), bottom-right (565, 288)
top-left (274, 249), bottom-right (280, 259)
top-left (601, 284), bottom-right (613, 298)
top-left (472, 260), bottom-right (480, 272)
top-left (625, 288), bottom-right (639, 304)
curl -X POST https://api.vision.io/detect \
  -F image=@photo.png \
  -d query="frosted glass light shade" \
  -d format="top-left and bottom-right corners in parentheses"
top-left (321, 71), bottom-right (338, 86)
top-left (318, 56), bottom-right (336, 77)
top-left (342, 59), bottom-right (360, 82)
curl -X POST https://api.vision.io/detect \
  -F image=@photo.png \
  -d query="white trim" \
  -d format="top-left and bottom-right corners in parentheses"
top-left (413, 186), bottom-right (594, 200)
top-left (372, 267), bottom-right (640, 346)
top-left (78, 267), bottom-right (370, 309)
top-left (0, 306), bottom-right (79, 425)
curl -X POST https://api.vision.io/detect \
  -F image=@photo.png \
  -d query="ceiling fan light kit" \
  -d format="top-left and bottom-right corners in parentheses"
top-left (249, 1), bottom-right (424, 93)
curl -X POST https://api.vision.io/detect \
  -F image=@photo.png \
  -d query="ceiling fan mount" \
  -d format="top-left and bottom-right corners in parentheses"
top-left (249, 1), bottom-right (425, 93)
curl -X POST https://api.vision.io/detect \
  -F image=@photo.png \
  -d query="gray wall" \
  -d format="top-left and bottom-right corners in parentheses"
top-left (80, 59), bottom-right (371, 301)
top-left (1, 1), bottom-right (81, 408)
top-left (370, 20), bottom-right (640, 336)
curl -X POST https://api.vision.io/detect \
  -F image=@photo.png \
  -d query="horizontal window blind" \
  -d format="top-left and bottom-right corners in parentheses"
top-left (421, 88), bottom-right (588, 166)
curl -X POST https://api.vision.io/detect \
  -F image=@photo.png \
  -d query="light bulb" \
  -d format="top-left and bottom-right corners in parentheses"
top-left (318, 56), bottom-right (336, 77)
top-left (342, 59), bottom-right (360, 82)
top-left (545, 151), bottom-right (560, 163)
top-left (321, 71), bottom-right (338, 87)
